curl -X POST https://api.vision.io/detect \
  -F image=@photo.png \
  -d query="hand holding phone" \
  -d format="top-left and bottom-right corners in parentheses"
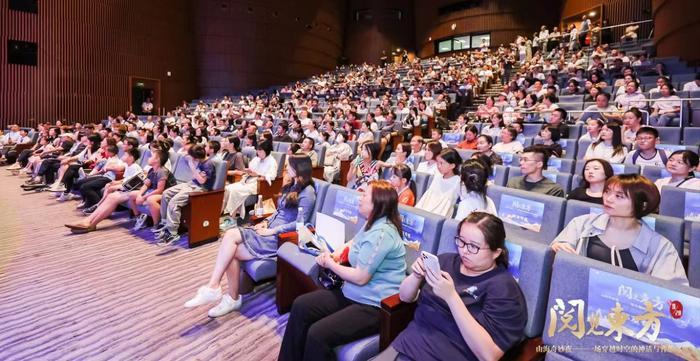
top-left (421, 251), bottom-right (440, 277)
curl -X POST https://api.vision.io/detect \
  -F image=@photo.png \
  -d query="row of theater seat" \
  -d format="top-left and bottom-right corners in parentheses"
top-left (263, 181), bottom-right (700, 361)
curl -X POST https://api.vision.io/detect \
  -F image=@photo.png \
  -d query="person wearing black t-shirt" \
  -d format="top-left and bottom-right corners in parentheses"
top-left (567, 159), bottom-right (613, 205)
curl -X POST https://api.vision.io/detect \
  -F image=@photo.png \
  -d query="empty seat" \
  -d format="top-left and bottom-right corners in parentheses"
top-left (487, 185), bottom-right (566, 244)
top-left (656, 127), bottom-right (682, 145)
top-left (559, 139), bottom-right (579, 159)
top-left (683, 127), bottom-right (700, 146)
top-left (575, 139), bottom-right (591, 159)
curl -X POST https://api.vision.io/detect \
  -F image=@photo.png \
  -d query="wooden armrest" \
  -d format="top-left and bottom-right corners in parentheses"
top-left (339, 160), bottom-right (352, 187)
top-left (277, 231), bottom-right (298, 247)
top-left (185, 189), bottom-right (225, 248)
top-left (380, 293), bottom-right (417, 351)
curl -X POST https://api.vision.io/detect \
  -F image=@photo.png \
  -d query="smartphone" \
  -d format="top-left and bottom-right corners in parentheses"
top-left (421, 251), bottom-right (440, 276)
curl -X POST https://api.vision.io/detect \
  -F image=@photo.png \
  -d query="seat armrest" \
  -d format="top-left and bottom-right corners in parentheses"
top-left (379, 293), bottom-right (417, 351)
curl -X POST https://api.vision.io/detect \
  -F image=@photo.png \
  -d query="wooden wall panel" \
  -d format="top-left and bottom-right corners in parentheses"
top-left (0, 0), bottom-right (198, 129)
top-left (653, 0), bottom-right (700, 63)
top-left (343, 0), bottom-right (416, 65)
top-left (194, 0), bottom-right (345, 97)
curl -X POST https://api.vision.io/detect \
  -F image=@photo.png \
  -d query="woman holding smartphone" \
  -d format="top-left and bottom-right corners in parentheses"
top-left (375, 212), bottom-right (527, 361)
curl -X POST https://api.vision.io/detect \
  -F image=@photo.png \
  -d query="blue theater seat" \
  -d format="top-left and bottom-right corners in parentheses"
top-left (487, 185), bottom-right (566, 244)
top-left (543, 252), bottom-right (700, 360)
top-left (492, 165), bottom-right (510, 186)
top-left (413, 172), bottom-right (433, 202)
top-left (689, 222), bottom-right (700, 288)
top-left (439, 225), bottom-right (555, 338)
top-left (564, 199), bottom-right (685, 256)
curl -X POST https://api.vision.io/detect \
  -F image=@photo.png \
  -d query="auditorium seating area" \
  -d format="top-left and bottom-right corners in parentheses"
top-left (3, 4), bottom-right (700, 360)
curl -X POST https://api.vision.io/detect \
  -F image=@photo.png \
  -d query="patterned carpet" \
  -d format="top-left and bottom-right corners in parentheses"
top-left (0, 172), bottom-right (286, 361)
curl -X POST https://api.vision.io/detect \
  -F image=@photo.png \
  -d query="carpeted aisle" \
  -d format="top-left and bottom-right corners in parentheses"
top-left (0, 172), bottom-right (287, 361)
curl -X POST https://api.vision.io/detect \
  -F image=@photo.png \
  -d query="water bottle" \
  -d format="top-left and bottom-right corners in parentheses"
top-left (296, 207), bottom-right (304, 233)
top-left (255, 195), bottom-right (264, 217)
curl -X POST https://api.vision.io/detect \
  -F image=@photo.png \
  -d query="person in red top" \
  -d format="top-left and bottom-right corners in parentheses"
top-left (390, 164), bottom-right (416, 206)
top-left (457, 125), bottom-right (479, 150)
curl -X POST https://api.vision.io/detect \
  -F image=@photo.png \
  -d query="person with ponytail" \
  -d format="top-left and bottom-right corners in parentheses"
top-left (390, 164), bottom-right (416, 206)
top-left (378, 212), bottom-right (527, 361)
top-left (454, 159), bottom-right (497, 220)
top-left (654, 150), bottom-right (700, 192)
top-left (184, 154), bottom-right (316, 317)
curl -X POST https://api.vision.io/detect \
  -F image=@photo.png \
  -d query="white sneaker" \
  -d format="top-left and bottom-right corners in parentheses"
top-left (132, 214), bottom-right (148, 231)
top-left (184, 286), bottom-right (222, 308)
top-left (208, 294), bottom-right (242, 317)
top-left (48, 183), bottom-right (67, 193)
top-left (57, 193), bottom-right (70, 202)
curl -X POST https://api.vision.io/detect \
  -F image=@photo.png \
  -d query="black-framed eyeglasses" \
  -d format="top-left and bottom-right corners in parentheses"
top-left (454, 236), bottom-right (481, 254)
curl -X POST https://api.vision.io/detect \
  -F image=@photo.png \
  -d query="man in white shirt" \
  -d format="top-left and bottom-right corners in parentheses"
top-left (580, 93), bottom-right (622, 123)
top-left (616, 81), bottom-right (647, 110)
top-left (1, 125), bottom-right (21, 146)
top-left (682, 73), bottom-right (700, 92)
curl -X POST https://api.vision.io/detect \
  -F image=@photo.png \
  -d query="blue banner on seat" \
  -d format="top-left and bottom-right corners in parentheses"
top-left (332, 189), bottom-right (360, 224)
top-left (499, 194), bottom-right (545, 232)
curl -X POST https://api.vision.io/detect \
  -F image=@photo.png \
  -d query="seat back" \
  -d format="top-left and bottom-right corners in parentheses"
top-left (560, 139), bottom-right (578, 159)
top-left (683, 127), bottom-right (700, 147)
top-left (270, 151), bottom-right (286, 178)
top-left (319, 185), bottom-right (368, 241)
top-left (242, 147), bottom-right (257, 161)
top-left (689, 222), bottom-right (700, 288)
top-left (656, 127), bottom-right (682, 145)
top-left (543, 252), bottom-right (700, 360)
top-left (492, 165), bottom-right (509, 186)
top-left (398, 206), bottom-right (445, 266)
top-left (276, 142), bottom-right (291, 154)
top-left (456, 149), bottom-right (475, 162)
top-left (210, 158), bottom-right (228, 190)
top-left (487, 185), bottom-right (565, 244)
top-left (138, 149), bottom-right (152, 169)
top-left (566, 124), bottom-right (582, 139)
top-left (310, 179), bottom-right (331, 224)
top-left (640, 165), bottom-right (666, 183)
top-left (523, 123), bottom-right (542, 137)
top-left (314, 145), bottom-right (326, 167)
top-left (172, 155), bottom-right (195, 184)
top-left (437, 220), bottom-right (554, 338)
top-left (564, 200), bottom-right (685, 256)
top-left (576, 139), bottom-right (591, 159)
top-left (546, 158), bottom-right (575, 174)
top-left (414, 172), bottom-right (433, 202)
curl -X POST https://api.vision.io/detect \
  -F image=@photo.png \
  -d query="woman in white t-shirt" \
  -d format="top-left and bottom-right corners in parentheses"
top-left (584, 123), bottom-right (628, 163)
top-left (655, 150), bottom-right (700, 193)
top-left (416, 149), bottom-right (462, 217)
top-left (492, 127), bottom-right (524, 154)
top-left (454, 159), bottom-right (497, 220)
top-left (481, 113), bottom-right (505, 138)
top-left (415, 141), bottom-right (442, 176)
top-left (649, 84), bottom-right (682, 127)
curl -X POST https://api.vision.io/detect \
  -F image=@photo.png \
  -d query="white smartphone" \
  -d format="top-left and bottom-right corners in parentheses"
top-left (421, 251), bottom-right (440, 276)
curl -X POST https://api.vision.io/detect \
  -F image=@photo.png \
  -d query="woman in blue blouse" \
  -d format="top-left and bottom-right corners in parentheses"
top-left (278, 180), bottom-right (406, 361)
top-left (184, 155), bottom-right (316, 317)
top-left (379, 212), bottom-right (527, 361)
